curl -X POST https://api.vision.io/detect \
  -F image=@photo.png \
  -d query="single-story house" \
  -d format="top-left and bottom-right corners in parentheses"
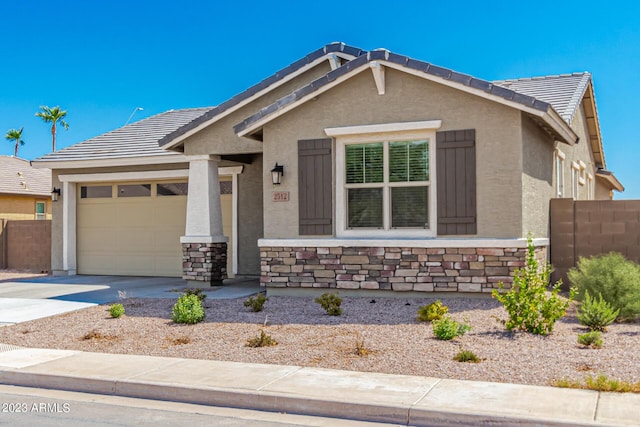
top-left (0, 156), bottom-right (52, 220)
top-left (33, 42), bottom-right (623, 294)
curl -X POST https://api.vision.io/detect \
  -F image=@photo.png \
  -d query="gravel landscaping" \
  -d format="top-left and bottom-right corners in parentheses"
top-left (0, 275), bottom-right (638, 388)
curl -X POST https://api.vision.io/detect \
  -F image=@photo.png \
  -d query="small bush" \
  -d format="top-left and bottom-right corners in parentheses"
top-left (432, 316), bottom-right (471, 340)
top-left (417, 300), bottom-right (449, 322)
top-left (184, 288), bottom-right (207, 302)
top-left (578, 331), bottom-right (603, 349)
top-left (171, 294), bottom-right (205, 324)
top-left (577, 291), bottom-right (620, 331)
top-left (246, 330), bottom-right (277, 347)
top-left (453, 349), bottom-right (480, 363)
top-left (492, 236), bottom-right (574, 335)
top-left (354, 333), bottom-right (371, 356)
top-left (244, 293), bottom-right (269, 312)
top-left (568, 252), bottom-right (640, 321)
top-left (109, 303), bottom-right (125, 318)
top-left (314, 292), bottom-right (342, 316)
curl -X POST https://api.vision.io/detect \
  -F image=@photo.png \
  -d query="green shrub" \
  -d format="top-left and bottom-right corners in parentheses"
top-left (578, 331), bottom-right (603, 349)
top-left (109, 303), bottom-right (125, 318)
top-left (314, 292), bottom-right (342, 316)
top-left (184, 288), bottom-right (207, 302)
top-left (453, 349), bottom-right (480, 363)
top-left (568, 252), bottom-right (640, 321)
top-left (577, 291), bottom-right (620, 331)
top-left (417, 300), bottom-right (449, 322)
top-left (246, 330), bottom-right (277, 347)
top-left (171, 294), bottom-right (205, 324)
top-left (432, 316), bottom-right (471, 340)
top-left (244, 293), bottom-right (269, 312)
top-left (492, 236), bottom-right (574, 335)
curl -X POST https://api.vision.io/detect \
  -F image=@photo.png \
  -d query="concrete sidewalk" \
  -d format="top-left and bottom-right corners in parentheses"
top-left (0, 346), bottom-right (637, 426)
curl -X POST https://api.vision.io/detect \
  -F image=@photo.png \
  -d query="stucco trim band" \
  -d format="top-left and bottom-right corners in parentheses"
top-left (259, 238), bottom-right (549, 249)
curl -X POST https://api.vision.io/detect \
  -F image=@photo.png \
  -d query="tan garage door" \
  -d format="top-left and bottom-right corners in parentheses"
top-left (77, 180), bottom-right (233, 277)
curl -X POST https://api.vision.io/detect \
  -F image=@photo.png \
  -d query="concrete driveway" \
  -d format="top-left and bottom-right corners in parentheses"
top-left (0, 275), bottom-right (260, 326)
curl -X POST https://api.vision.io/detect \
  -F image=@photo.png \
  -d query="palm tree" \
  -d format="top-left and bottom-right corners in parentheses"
top-left (35, 105), bottom-right (69, 152)
top-left (5, 127), bottom-right (25, 157)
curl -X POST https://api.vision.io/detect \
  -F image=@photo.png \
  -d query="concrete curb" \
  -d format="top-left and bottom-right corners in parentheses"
top-left (0, 348), bottom-right (637, 427)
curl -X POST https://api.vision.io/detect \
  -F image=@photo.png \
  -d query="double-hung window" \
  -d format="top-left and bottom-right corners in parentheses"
top-left (328, 120), bottom-right (440, 238)
top-left (345, 140), bottom-right (430, 229)
top-left (555, 149), bottom-right (565, 197)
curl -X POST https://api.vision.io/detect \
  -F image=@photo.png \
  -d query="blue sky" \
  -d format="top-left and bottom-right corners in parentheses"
top-left (1, 1), bottom-right (638, 198)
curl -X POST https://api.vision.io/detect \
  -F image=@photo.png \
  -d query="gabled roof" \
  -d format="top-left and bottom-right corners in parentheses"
top-left (158, 42), bottom-right (365, 150)
top-left (33, 108), bottom-right (211, 168)
top-left (232, 48), bottom-right (579, 146)
top-left (493, 73), bottom-right (591, 124)
top-left (0, 156), bottom-right (51, 197)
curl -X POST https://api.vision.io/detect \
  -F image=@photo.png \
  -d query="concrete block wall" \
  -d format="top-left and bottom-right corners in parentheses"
top-left (550, 198), bottom-right (640, 286)
top-left (3, 220), bottom-right (51, 272)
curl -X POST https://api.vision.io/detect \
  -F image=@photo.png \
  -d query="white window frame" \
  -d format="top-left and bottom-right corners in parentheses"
top-left (35, 201), bottom-right (46, 220)
top-left (555, 149), bottom-right (565, 197)
top-left (571, 161), bottom-right (580, 199)
top-left (587, 173), bottom-right (594, 200)
top-left (327, 120), bottom-right (441, 238)
top-left (578, 160), bottom-right (586, 186)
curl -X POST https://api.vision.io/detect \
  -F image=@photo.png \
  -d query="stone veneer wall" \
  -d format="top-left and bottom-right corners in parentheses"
top-left (182, 242), bottom-right (227, 284)
top-left (260, 245), bottom-right (547, 292)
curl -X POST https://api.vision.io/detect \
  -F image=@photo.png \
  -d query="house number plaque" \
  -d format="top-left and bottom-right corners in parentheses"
top-left (272, 191), bottom-right (290, 202)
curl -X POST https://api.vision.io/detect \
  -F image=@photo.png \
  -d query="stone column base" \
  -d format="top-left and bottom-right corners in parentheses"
top-left (182, 242), bottom-right (227, 285)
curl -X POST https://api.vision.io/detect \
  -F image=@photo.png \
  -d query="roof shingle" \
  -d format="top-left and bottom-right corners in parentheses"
top-left (35, 108), bottom-right (212, 163)
top-left (0, 156), bottom-right (51, 196)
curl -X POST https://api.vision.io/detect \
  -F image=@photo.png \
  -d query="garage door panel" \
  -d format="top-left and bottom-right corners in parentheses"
top-left (77, 204), bottom-right (117, 227)
top-left (114, 255), bottom-right (156, 276)
top-left (78, 228), bottom-right (118, 252)
top-left (115, 230), bottom-right (155, 250)
top-left (116, 203), bottom-right (154, 227)
top-left (155, 199), bottom-right (187, 226)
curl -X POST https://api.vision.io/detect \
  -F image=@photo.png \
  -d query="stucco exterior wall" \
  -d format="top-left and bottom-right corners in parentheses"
top-left (553, 102), bottom-right (599, 200)
top-left (521, 114), bottom-right (554, 238)
top-left (0, 195), bottom-right (51, 220)
top-left (183, 62), bottom-right (333, 156)
top-left (261, 69), bottom-right (523, 239)
top-left (237, 155), bottom-right (263, 275)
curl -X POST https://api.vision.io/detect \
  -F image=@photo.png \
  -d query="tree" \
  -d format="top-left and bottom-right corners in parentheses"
top-left (5, 127), bottom-right (25, 157)
top-left (35, 105), bottom-right (69, 152)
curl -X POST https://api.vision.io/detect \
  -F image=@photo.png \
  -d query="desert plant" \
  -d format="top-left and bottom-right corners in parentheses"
top-left (417, 300), bottom-right (449, 322)
top-left (492, 236), bottom-right (574, 335)
top-left (568, 252), bottom-right (640, 321)
top-left (354, 333), bottom-right (371, 356)
top-left (554, 374), bottom-right (640, 393)
top-left (453, 349), bottom-right (480, 363)
top-left (244, 293), bottom-right (269, 312)
top-left (578, 331), bottom-right (603, 349)
top-left (171, 294), bottom-right (205, 324)
top-left (577, 291), bottom-right (620, 331)
top-left (246, 329), bottom-right (277, 347)
top-left (184, 288), bottom-right (207, 302)
top-left (314, 292), bottom-right (342, 316)
top-left (109, 303), bottom-right (125, 318)
top-left (432, 316), bottom-right (471, 340)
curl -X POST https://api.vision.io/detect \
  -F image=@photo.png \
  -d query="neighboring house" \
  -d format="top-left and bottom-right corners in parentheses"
top-left (0, 156), bottom-right (52, 220)
top-left (34, 43), bottom-right (623, 295)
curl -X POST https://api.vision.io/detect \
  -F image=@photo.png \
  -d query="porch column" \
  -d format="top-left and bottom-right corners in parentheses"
top-left (181, 155), bottom-right (228, 286)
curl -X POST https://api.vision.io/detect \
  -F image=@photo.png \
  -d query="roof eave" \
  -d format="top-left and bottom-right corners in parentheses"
top-left (596, 170), bottom-right (624, 192)
top-left (235, 58), bottom-right (579, 145)
top-left (31, 154), bottom-right (188, 170)
top-left (160, 47), bottom-right (362, 151)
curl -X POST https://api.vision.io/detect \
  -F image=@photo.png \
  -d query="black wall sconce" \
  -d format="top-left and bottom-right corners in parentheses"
top-left (51, 187), bottom-right (61, 202)
top-left (271, 163), bottom-right (284, 185)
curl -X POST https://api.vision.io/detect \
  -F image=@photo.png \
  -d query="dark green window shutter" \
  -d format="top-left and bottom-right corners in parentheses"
top-left (298, 139), bottom-right (332, 235)
top-left (436, 129), bottom-right (477, 235)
